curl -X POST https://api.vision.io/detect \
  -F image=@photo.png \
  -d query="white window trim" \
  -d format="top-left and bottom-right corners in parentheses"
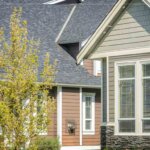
top-left (82, 93), bottom-right (95, 135)
top-left (93, 60), bottom-right (102, 76)
top-left (115, 59), bottom-right (150, 136)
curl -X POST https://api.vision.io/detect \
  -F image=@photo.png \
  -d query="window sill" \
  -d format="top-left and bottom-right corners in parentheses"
top-left (83, 131), bottom-right (95, 135)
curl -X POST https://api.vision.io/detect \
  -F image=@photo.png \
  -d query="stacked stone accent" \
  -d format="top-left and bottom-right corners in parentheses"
top-left (101, 126), bottom-right (150, 150)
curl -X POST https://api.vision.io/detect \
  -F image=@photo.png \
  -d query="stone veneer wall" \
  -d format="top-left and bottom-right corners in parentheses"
top-left (101, 126), bottom-right (150, 150)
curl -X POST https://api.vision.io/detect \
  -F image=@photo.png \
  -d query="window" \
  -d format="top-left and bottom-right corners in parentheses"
top-left (142, 63), bottom-right (150, 132)
top-left (116, 61), bottom-right (150, 135)
top-left (83, 93), bottom-right (95, 135)
top-left (94, 60), bottom-right (102, 76)
top-left (118, 65), bottom-right (135, 133)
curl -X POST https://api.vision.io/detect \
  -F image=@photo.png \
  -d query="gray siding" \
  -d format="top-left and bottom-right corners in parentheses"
top-left (109, 53), bottom-right (150, 122)
top-left (102, 58), bottom-right (107, 123)
top-left (90, 0), bottom-right (150, 58)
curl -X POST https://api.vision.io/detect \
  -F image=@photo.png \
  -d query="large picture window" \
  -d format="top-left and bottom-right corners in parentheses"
top-left (83, 93), bottom-right (95, 135)
top-left (116, 61), bottom-right (150, 135)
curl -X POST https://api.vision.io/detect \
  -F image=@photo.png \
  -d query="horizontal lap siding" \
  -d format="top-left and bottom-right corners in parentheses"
top-left (83, 59), bottom-right (94, 75)
top-left (82, 88), bottom-right (101, 146)
top-left (62, 87), bottom-right (80, 146)
top-left (90, 0), bottom-right (150, 58)
top-left (109, 53), bottom-right (150, 122)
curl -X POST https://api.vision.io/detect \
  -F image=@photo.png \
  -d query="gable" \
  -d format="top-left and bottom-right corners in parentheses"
top-left (89, 0), bottom-right (150, 59)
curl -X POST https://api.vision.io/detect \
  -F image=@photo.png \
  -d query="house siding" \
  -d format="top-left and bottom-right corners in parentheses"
top-left (62, 87), bottom-right (80, 146)
top-left (61, 87), bottom-right (101, 146)
top-left (89, 0), bottom-right (150, 59)
top-left (83, 59), bottom-right (94, 75)
top-left (109, 53), bottom-right (150, 122)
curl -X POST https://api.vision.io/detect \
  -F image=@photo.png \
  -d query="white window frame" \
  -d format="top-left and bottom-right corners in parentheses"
top-left (82, 93), bottom-right (95, 135)
top-left (93, 60), bottom-right (102, 76)
top-left (115, 59), bottom-right (150, 136)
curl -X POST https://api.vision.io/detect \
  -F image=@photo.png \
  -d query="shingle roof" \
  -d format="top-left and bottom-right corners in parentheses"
top-left (58, 0), bottom-right (118, 44)
top-left (0, 1), bottom-right (117, 87)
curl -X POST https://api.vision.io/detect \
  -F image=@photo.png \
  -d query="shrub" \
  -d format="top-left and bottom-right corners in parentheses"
top-left (31, 137), bottom-right (60, 150)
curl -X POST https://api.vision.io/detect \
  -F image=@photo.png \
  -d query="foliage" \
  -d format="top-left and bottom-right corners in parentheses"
top-left (30, 137), bottom-right (60, 150)
top-left (0, 7), bottom-right (56, 150)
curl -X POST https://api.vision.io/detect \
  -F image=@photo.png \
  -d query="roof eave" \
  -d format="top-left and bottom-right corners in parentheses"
top-left (143, 0), bottom-right (150, 7)
top-left (56, 83), bottom-right (101, 88)
top-left (77, 0), bottom-right (130, 64)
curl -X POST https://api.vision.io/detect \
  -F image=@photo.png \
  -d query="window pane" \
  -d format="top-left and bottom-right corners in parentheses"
top-left (119, 120), bottom-right (135, 132)
top-left (120, 80), bottom-right (135, 118)
top-left (143, 64), bottom-right (150, 77)
top-left (85, 97), bottom-right (91, 107)
top-left (86, 107), bottom-right (91, 119)
top-left (119, 65), bottom-right (135, 78)
top-left (85, 97), bottom-right (92, 119)
top-left (143, 120), bottom-right (150, 132)
top-left (85, 120), bottom-right (91, 130)
top-left (143, 79), bottom-right (150, 118)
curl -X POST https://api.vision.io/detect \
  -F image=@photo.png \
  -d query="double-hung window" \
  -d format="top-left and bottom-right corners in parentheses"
top-left (83, 93), bottom-right (95, 135)
top-left (116, 61), bottom-right (150, 135)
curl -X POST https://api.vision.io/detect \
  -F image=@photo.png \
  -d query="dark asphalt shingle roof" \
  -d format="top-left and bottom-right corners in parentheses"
top-left (58, 0), bottom-right (118, 44)
top-left (0, 1), bottom-right (117, 86)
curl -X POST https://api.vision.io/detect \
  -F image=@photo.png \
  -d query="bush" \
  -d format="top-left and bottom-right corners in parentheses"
top-left (31, 137), bottom-right (60, 150)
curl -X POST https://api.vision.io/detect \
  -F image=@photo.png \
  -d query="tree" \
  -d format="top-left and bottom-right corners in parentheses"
top-left (0, 8), bottom-right (56, 150)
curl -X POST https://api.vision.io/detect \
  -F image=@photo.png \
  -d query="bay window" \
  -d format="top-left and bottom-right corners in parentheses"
top-left (83, 93), bottom-right (95, 135)
top-left (116, 61), bottom-right (150, 135)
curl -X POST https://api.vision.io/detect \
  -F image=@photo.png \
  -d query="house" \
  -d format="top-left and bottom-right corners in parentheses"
top-left (0, 0), bottom-right (117, 150)
top-left (77, 0), bottom-right (150, 149)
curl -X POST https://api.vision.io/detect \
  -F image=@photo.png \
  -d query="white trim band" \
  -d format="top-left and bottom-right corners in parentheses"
top-left (57, 86), bottom-right (62, 144)
top-left (61, 146), bottom-right (101, 150)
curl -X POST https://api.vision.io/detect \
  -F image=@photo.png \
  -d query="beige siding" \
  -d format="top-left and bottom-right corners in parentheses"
top-left (109, 53), bottom-right (150, 122)
top-left (89, 0), bottom-right (150, 58)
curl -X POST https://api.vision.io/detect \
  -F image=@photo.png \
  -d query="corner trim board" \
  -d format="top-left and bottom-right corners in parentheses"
top-left (57, 86), bottom-right (62, 144)
top-left (80, 87), bottom-right (82, 146)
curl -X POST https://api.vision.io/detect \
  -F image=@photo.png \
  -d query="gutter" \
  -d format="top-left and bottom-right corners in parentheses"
top-left (56, 83), bottom-right (101, 89)
top-left (36, 82), bottom-right (101, 89)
